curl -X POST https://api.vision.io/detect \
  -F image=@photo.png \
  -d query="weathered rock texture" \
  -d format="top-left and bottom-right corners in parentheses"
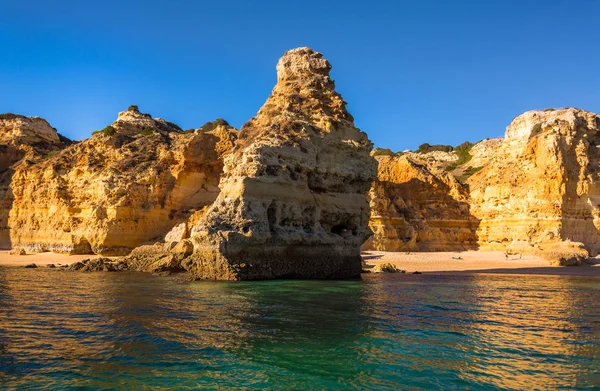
top-left (468, 108), bottom-right (600, 258)
top-left (0, 114), bottom-right (72, 249)
top-left (170, 47), bottom-right (377, 280)
top-left (364, 154), bottom-right (478, 251)
top-left (366, 108), bottom-right (600, 264)
top-left (8, 108), bottom-right (237, 255)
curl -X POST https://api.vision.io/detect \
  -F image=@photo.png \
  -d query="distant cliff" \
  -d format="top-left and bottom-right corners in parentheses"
top-left (364, 154), bottom-right (478, 252)
top-left (468, 108), bottom-right (599, 263)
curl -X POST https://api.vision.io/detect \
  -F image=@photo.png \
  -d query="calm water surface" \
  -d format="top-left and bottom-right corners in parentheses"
top-left (0, 268), bottom-right (599, 390)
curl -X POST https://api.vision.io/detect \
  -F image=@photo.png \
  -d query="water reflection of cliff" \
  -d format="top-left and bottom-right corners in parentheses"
top-left (0, 270), bottom-right (375, 389)
top-left (1, 270), bottom-right (599, 390)
top-left (145, 280), bottom-right (375, 389)
top-left (457, 275), bottom-right (600, 389)
top-left (356, 274), bottom-right (600, 389)
top-left (0, 269), bottom-right (120, 387)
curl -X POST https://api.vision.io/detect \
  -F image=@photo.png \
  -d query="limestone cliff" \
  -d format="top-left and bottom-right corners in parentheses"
top-left (366, 108), bottom-right (600, 264)
top-left (363, 154), bottom-right (478, 252)
top-left (151, 47), bottom-right (377, 280)
top-left (468, 108), bottom-right (600, 259)
top-left (0, 114), bottom-right (71, 248)
top-left (8, 108), bottom-right (237, 255)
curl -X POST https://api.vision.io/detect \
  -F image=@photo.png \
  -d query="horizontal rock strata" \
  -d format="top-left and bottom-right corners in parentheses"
top-left (4, 56), bottom-right (599, 271)
top-left (468, 108), bottom-right (600, 258)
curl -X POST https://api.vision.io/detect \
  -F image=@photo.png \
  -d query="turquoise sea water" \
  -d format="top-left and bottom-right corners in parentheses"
top-left (0, 269), bottom-right (599, 390)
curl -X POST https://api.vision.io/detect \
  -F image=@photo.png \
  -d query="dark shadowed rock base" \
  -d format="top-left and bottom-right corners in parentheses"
top-left (182, 245), bottom-right (362, 280)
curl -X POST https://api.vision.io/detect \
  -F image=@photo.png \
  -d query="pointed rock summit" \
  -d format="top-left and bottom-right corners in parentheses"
top-left (179, 47), bottom-right (377, 280)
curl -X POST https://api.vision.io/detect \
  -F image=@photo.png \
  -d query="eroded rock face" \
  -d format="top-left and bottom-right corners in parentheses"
top-left (0, 114), bottom-right (71, 249)
top-left (367, 108), bottom-right (600, 262)
top-left (180, 47), bottom-right (377, 280)
top-left (468, 108), bottom-right (600, 256)
top-left (363, 154), bottom-right (478, 252)
top-left (8, 108), bottom-right (237, 255)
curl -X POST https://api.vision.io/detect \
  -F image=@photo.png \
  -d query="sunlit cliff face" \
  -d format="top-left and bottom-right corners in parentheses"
top-left (6, 109), bottom-right (237, 256)
top-left (365, 108), bottom-right (600, 264)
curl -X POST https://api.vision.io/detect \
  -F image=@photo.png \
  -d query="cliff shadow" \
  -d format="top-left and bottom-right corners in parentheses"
top-left (360, 253), bottom-right (384, 261)
top-left (0, 144), bottom-right (26, 249)
top-left (366, 178), bottom-right (480, 252)
top-left (0, 167), bottom-right (17, 250)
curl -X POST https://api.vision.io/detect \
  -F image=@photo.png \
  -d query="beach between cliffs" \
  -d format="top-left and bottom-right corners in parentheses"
top-left (2, 250), bottom-right (599, 276)
top-left (2, 48), bottom-right (600, 279)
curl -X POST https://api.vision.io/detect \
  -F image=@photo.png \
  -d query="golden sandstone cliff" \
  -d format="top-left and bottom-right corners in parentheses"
top-left (184, 47), bottom-right (377, 279)
top-left (468, 108), bottom-right (599, 263)
top-left (364, 108), bottom-right (599, 265)
top-left (0, 114), bottom-right (72, 249)
top-left (7, 107), bottom-right (236, 255)
top-left (364, 154), bottom-right (478, 252)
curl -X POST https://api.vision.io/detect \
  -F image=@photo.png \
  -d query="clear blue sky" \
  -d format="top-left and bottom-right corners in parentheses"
top-left (1, 0), bottom-right (598, 151)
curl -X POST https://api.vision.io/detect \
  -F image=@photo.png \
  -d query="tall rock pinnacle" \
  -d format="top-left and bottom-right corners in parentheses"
top-left (181, 47), bottom-right (378, 280)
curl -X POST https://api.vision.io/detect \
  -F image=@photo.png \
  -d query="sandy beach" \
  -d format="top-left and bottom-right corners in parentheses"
top-left (1, 250), bottom-right (600, 276)
top-left (0, 251), bottom-right (99, 267)
top-left (362, 250), bottom-right (600, 276)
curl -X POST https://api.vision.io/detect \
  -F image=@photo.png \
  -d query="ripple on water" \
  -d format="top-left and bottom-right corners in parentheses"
top-left (0, 268), bottom-right (599, 390)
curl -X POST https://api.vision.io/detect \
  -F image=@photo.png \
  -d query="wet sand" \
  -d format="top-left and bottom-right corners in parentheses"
top-left (362, 250), bottom-right (600, 276)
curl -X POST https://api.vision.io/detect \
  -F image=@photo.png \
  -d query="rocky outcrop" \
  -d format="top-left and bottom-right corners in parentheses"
top-left (0, 114), bottom-right (72, 249)
top-left (363, 154), bottom-right (478, 252)
top-left (8, 107), bottom-right (237, 255)
top-left (155, 47), bottom-right (377, 280)
top-left (468, 108), bottom-right (600, 258)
